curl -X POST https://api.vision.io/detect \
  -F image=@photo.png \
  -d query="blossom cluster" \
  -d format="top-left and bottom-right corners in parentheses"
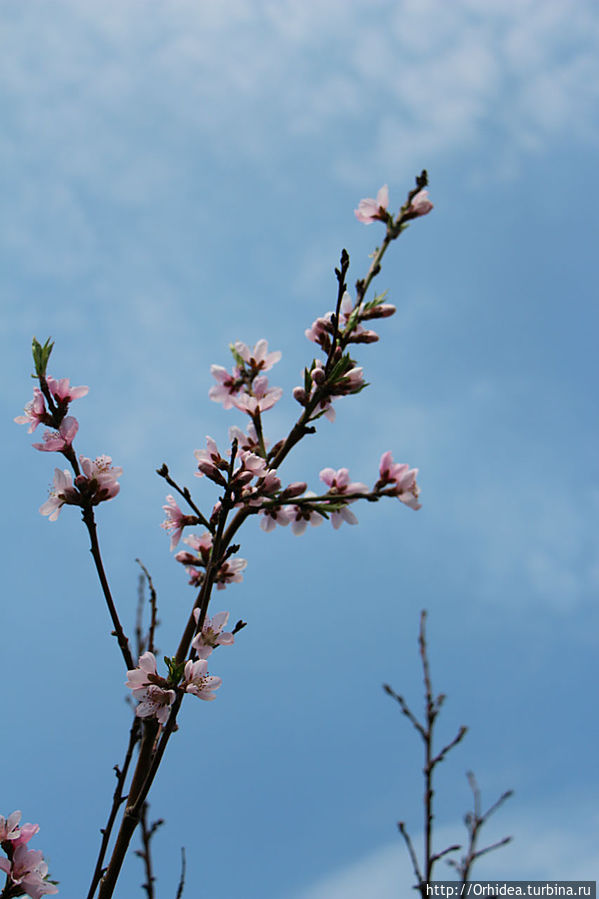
top-left (0, 811), bottom-right (57, 898)
top-left (15, 346), bottom-right (122, 521)
top-left (125, 610), bottom-right (234, 723)
top-left (39, 456), bottom-right (122, 521)
top-left (209, 339), bottom-right (282, 416)
top-left (13, 180), bottom-right (431, 894)
top-left (354, 183), bottom-right (433, 224)
top-left (162, 447), bottom-right (419, 556)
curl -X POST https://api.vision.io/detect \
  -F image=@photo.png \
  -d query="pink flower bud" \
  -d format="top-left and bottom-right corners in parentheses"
top-left (293, 386), bottom-right (307, 404)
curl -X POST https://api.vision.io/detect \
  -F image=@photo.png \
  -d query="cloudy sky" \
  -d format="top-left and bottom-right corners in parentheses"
top-left (2, 1), bottom-right (598, 896)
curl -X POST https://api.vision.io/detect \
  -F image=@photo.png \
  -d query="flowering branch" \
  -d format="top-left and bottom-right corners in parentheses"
top-left (16, 173), bottom-right (435, 898)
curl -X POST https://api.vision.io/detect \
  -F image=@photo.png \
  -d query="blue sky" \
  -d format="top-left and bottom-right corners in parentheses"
top-left (2, 1), bottom-right (598, 896)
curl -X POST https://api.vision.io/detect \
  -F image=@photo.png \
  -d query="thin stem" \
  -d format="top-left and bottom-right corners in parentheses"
top-left (175, 847), bottom-right (186, 899)
top-left (156, 465), bottom-right (212, 531)
top-left (86, 717), bottom-right (142, 899)
top-left (97, 720), bottom-right (159, 898)
top-left (136, 560), bottom-right (159, 655)
top-left (98, 449), bottom-right (240, 898)
top-left (136, 803), bottom-right (163, 899)
top-left (82, 504), bottom-right (134, 671)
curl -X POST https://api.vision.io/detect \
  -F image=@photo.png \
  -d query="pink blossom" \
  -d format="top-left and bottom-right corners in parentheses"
top-left (378, 451), bottom-right (421, 510)
top-left (332, 367), bottom-right (365, 397)
top-left (317, 396), bottom-right (335, 422)
top-left (183, 659), bottom-right (222, 701)
top-left (194, 436), bottom-right (227, 482)
top-left (215, 557), bottom-right (247, 589)
top-left (239, 467), bottom-right (281, 505)
top-left (191, 609), bottom-right (234, 659)
top-left (186, 566), bottom-right (204, 587)
top-left (32, 416), bottom-right (78, 452)
top-left (234, 339), bottom-right (281, 372)
top-left (182, 531), bottom-right (213, 561)
top-left (77, 455), bottom-right (122, 503)
top-left (46, 376), bottom-right (88, 404)
top-left (14, 389), bottom-right (48, 433)
top-left (209, 365), bottom-right (243, 409)
top-left (0, 845), bottom-right (58, 897)
top-left (135, 685), bottom-right (176, 724)
top-left (0, 809), bottom-right (23, 841)
top-left (228, 422), bottom-right (262, 453)
top-left (125, 651), bottom-right (161, 696)
top-left (259, 505), bottom-right (294, 531)
top-left (319, 467), bottom-right (368, 496)
top-left (161, 495), bottom-right (195, 550)
top-left (233, 376), bottom-right (283, 415)
top-left (355, 184), bottom-right (389, 224)
top-left (125, 652), bottom-right (175, 724)
top-left (360, 302), bottom-right (396, 320)
top-left (39, 468), bottom-right (78, 521)
top-left (237, 449), bottom-right (269, 480)
top-left (287, 498), bottom-right (325, 536)
top-left (305, 314), bottom-right (333, 350)
top-left (12, 822), bottom-right (40, 848)
top-left (406, 189), bottom-right (433, 218)
top-left (319, 467), bottom-right (368, 529)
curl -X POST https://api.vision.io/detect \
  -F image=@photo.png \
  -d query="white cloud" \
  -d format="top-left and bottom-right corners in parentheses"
top-left (291, 806), bottom-right (599, 898)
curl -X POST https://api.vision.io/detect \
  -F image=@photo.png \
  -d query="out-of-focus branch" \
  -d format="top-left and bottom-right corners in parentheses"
top-left (385, 611), bottom-right (511, 895)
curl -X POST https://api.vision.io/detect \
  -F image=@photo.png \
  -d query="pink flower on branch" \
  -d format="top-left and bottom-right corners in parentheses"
top-left (319, 467), bottom-right (368, 529)
top-left (161, 495), bottom-right (198, 550)
top-left (39, 457), bottom-right (122, 521)
top-left (194, 436), bottom-right (231, 484)
top-left (125, 652), bottom-right (176, 725)
top-left (191, 609), bottom-right (234, 659)
top-left (319, 467), bottom-right (368, 497)
top-left (0, 845), bottom-right (58, 897)
top-left (183, 659), bottom-right (222, 701)
top-left (377, 451), bottom-right (421, 510)
top-left (39, 469), bottom-right (79, 521)
top-left (228, 422), bottom-right (262, 454)
top-left (287, 495), bottom-right (325, 536)
top-left (215, 557), bottom-right (247, 589)
top-left (405, 188), bottom-right (434, 219)
top-left (45, 376), bottom-right (88, 405)
top-left (125, 651), bottom-right (162, 694)
top-left (77, 455), bottom-right (122, 503)
top-left (234, 339), bottom-right (281, 373)
top-left (259, 505), bottom-right (294, 531)
top-left (355, 184), bottom-right (389, 224)
top-left (209, 364), bottom-right (243, 409)
top-left (32, 416), bottom-right (78, 453)
top-left (210, 340), bottom-right (282, 411)
top-left (194, 437), bottom-right (270, 498)
top-left (0, 810), bottom-right (23, 842)
top-left (135, 685), bottom-right (176, 724)
top-left (232, 376), bottom-right (283, 416)
top-left (13, 822), bottom-right (40, 848)
top-left (14, 389), bottom-right (49, 433)
top-left (175, 531), bottom-right (213, 567)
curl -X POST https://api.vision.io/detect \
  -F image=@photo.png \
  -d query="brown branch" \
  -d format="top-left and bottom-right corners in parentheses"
top-left (86, 716), bottom-right (142, 899)
top-left (135, 802), bottom-right (164, 899)
top-left (175, 847), bottom-right (186, 899)
top-left (81, 504), bottom-right (134, 671)
top-left (449, 772), bottom-right (514, 883)
top-left (136, 560), bottom-right (159, 655)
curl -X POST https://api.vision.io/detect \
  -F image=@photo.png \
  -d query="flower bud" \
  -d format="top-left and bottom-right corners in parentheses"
top-left (293, 386), bottom-right (307, 405)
